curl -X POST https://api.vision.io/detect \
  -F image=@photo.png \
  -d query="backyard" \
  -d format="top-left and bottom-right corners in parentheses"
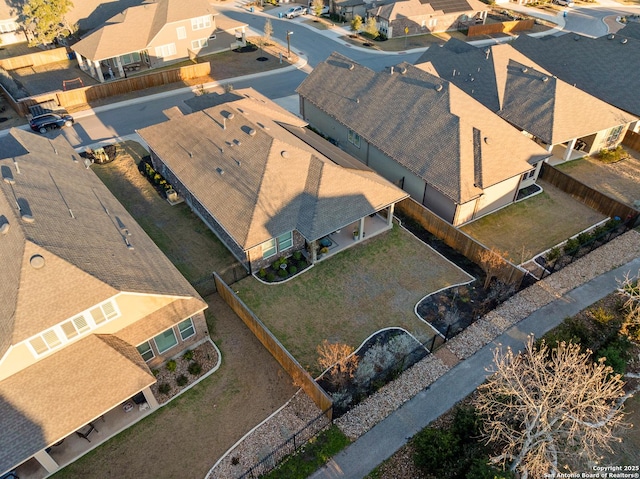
top-left (234, 225), bottom-right (473, 375)
top-left (460, 180), bottom-right (607, 263)
top-left (555, 150), bottom-right (640, 208)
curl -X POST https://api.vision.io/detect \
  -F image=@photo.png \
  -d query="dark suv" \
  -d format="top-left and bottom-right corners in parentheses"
top-left (29, 111), bottom-right (74, 134)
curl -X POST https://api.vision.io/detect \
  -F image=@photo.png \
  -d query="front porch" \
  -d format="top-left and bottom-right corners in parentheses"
top-left (547, 142), bottom-right (588, 166)
top-left (12, 389), bottom-right (158, 479)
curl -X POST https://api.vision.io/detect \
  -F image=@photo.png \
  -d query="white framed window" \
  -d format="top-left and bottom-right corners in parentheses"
top-left (0, 21), bottom-right (18, 33)
top-left (191, 16), bottom-right (211, 31)
top-left (348, 129), bottom-right (361, 148)
top-left (176, 26), bottom-right (186, 39)
top-left (191, 38), bottom-right (208, 49)
top-left (155, 43), bottom-right (177, 58)
top-left (605, 125), bottom-right (623, 146)
top-left (154, 328), bottom-right (178, 354)
top-left (178, 318), bottom-right (196, 340)
top-left (28, 328), bottom-right (62, 355)
top-left (262, 238), bottom-right (277, 259)
top-left (429, 18), bottom-right (437, 27)
top-left (137, 341), bottom-right (155, 362)
top-left (277, 231), bottom-right (293, 251)
top-left (90, 300), bottom-right (119, 325)
top-left (61, 315), bottom-right (90, 339)
top-left (209, 34), bottom-right (217, 40)
top-left (120, 52), bottom-right (141, 65)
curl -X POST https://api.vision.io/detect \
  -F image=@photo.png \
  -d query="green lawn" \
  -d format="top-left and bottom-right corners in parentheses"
top-left (461, 181), bottom-right (606, 263)
top-left (91, 141), bottom-right (236, 285)
top-left (234, 225), bottom-right (473, 375)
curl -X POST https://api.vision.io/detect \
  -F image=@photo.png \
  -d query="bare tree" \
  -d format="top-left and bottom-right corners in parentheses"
top-left (317, 340), bottom-right (359, 388)
top-left (475, 337), bottom-right (629, 479)
top-left (478, 247), bottom-right (510, 289)
top-left (263, 18), bottom-right (273, 45)
top-left (618, 270), bottom-right (640, 342)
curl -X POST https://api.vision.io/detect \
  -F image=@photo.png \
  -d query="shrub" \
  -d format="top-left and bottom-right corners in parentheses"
top-left (288, 265), bottom-right (298, 275)
top-left (166, 359), bottom-right (177, 372)
top-left (413, 428), bottom-right (459, 473)
top-left (158, 383), bottom-right (171, 395)
top-left (466, 459), bottom-right (514, 479)
top-left (176, 375), bottom-right (188, 387)
top-left (546, 246), bottom-right (562, 262)
top-left (596, 340), bottom-right (630, 375)
top-left (266, 272), bottom-right (276, 282)
top-left (563, 237), bottom-right (580, 255)
top-left (277, 268), bottom-right (288, 278)
top-left (576, 231), bottom-right (592, 245)
top-left (590, 307), bottom-right (615, 324)
top-left (188, 361), bottom-right (202, 376)
top-left (258, 268), bottom-right (267, 278)
top-left (598, 146), bottom-right (628, 164)
top-left (272, 258), bottom-right (283, 270)
top-left (319, 246), bottom-right (329, 255)
top-left (152, 369), bottom-right (159, 377)
top-left (452, 406), bottom-right (481, 442)
top-left (293, 250), bottom-right (302, 261)
top-left (183, 350), bottom-right (194, 361)
top-left (297, 260), bottom-right (307, 270)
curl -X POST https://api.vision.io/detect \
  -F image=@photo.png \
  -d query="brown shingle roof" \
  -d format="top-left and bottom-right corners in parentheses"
top-left (296, 52), bottom-right (549, 204)
top-left (416, 41), bottom-right (636, 144)
top-left (0, 334), bottom-right (155, 474)
top-left (137, 88), bottom-right (408, 251)
top-left (373, 0), bottom-right (487, 21)
top-left (0, 129), bottom-right (202, 354)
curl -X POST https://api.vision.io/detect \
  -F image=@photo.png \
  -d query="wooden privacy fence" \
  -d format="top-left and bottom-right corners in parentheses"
top-left (623, 129), bottom-right (640, 151)
top-left (213, 273), bottom-right (333, 419)
top-left (540, 163), bottom-right (639, 222)
top-left (0, 47), bottom-right (69, 70)
top-left (468, 19), bottom-right (534, 36)
top-left (396, 198), bottom-right (526, 286)
top-left (13, 61), bottom-right (212, 116)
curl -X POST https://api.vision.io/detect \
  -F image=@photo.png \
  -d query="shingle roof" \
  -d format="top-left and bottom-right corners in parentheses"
top-left (372, 0), bottom-right (487, 20)
top-left (137, 88), bottom-right (408, 251)
top-left (0, 129), bottom-right (202, 356)
top-left (0, 334), bottom-right (155, 474)
top-left (511, 32), bottom-right (640, 118)
top-left (297, 52), bottom-right (549, 205)
top-left (618, 22), bottom-right (640, 41)
top-left (416, 40), bottom-right (636, 144)
top-left (72, 0), bottom-right (217, 61)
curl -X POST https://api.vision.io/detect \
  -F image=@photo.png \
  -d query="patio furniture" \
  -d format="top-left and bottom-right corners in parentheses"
top-left (75, 422), bottom-right (98, 442)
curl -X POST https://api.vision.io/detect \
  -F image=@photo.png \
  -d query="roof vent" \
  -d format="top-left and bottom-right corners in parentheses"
top-left (233, 139), bottom-right (241, 146)
top-left (349, 64), bottom-right (354, 70)
top-left (248, 128), bottom-right (256, 136)
top-left (435, 84), bottom-right (443, 92)
top-left (21, 214), bottom-right (35, 223)
top-left (621, 38), bottom-right (628, 44)
top-left (400, 67), bottom-right (407, 74)
top-left (574, 35), bottom-right (580, 41)
top-left (216, 167), bottom-right (224, 175)
top-left (484, 137), bottom-right (490, 144)
top-left (0, 221), bottom-right (9, 235)
top-left (30, 254), bottom-right (45, 269)
top-left (521, 67), bottom-right (528, 73)
top-left (541, 76), bottom-right (549, 82)
top-left (281, 151), bottom-right (289, 159)
top-left (226, 112), bottom-right (235, 120)
top-left (608, 34), bottom-right (615, 40)
top-left (2, 167), bottom-right (15, 184)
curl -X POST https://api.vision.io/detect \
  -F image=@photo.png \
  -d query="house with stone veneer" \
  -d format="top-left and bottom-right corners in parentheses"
top-left (0, 129), bottom-right (208, 478)
top-left (415, 39), bottom-right (637, 163)
top-left (296, 53), bottom-right (551, 226)
top-left (71, 0), bottom-right (247, 82)
top-left (136, 88), bottom-right (409, 274)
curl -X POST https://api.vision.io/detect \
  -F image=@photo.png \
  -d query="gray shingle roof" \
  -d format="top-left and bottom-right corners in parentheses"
top-left (511, 32), bottom-right (640, 118)
top-left (0, 334), bottom-right (155, 474)
top-left (137, 88), bottom-right (408, 251)
top-left (0, 128), bottom-right (202, 355)
top-left (416, 40), bottom-right (636, 144)
top-left (297, 52), bottom-right (549, 205)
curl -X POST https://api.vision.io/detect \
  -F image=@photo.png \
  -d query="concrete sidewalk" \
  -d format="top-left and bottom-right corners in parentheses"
top-left (310, 255), bottom-right (640, 479)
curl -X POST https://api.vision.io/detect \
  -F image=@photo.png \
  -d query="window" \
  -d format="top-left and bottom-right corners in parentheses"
top-left (155, 43), bottom-right (177, 58)
top-left (91, 300), bottom-right (119, 325)
top-left (29, 329), bottom-right (61, 355)
top-left (605, 125), bottom-right (623, 146)
top-left (178, 318), bottom-right (196, 340)
top-left (137, 342), bottom-right (155, 362)
top-left (348, 129), bottom-right (361, 148)
top-left (0, 21), bottom-right (18, 33)
top-left (61, 315), bottom-right (90, 339)
top-left (262, 238), bottom-right (277, 259)
top-left (120, 52), bottom-right (141, 65)
top-left (429, 18), bottom-right (437, 27)
top-left (277, 231), bottom-right (293, 251)
top-left (176, 26), bottom-right (186, 39)
top-left (154, 328), bottom-right (178, 354)
top-left (191, 16), bottom-right (211, 31)
top-left (191, 38), bottom-right (208, 49)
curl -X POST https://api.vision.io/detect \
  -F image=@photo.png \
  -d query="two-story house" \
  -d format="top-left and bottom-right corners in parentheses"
top-left (72, 0), bottom-right (247, 82)
top-left (0, 129), bottom-right (208, 478)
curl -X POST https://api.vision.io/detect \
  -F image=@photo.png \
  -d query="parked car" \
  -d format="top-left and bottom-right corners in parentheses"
top-left (553, 0), bottom-right (574, 6)
top-left (29, 111), bottom-right (74, 134)
top-left (308, 3), bottom-right (329, 15)
top-left (285, 6), bottom-right (307, 18)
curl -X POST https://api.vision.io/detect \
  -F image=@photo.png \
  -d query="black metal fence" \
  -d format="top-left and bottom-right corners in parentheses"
top-left (235, 407), bottom-right (333, 479)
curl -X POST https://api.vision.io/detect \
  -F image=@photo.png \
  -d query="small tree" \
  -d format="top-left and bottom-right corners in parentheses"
top-left (618, 270), bottom-right (640, 342)
top-left (363, 17), bottom-right (379, 38)
top-left (478, 247), bottom-right (510, 289)
top-left (317, 340), bottom-right (359, 388)
top-left (475, 337), bottom-right (628, 479)
top-left (311, 0), bottom-right (325, 17)
top-left (263, 18), bottom-right (273, 45)
top-left (350, 15), bottom-right (362, 34)
top-left (21, 0), bottom-right (75, 47)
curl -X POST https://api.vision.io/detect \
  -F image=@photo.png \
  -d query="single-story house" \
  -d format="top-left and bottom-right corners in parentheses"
top-left (0, 128), bottom-right (208, 478)
top-left (136, 88), bottom-right (409, 273)
top-left (369, 0), bottom-right (488, 38)
top-left (511, 26), bottom-right (640, 132)
top-left (72, 0), bottom-right (247, 82)
top-left (296, 52), bottom-right (551, 226)
top-left (415, 39), bottom-right (637, 162)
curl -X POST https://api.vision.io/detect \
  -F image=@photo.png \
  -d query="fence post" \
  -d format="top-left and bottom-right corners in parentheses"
top-left (430, 334), bottom-right (437, 352)
top-left (444, 324), bottom-right (451, 341)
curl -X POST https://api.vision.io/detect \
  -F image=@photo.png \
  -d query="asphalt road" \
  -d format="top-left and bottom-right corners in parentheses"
top-left (563, 4), bottom-right (639, 37)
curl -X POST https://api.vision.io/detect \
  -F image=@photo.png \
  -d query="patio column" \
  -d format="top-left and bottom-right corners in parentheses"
top-left (387, 204), bottom-right (395, 227)
top-left (141, 386), bottom-right (160, 409)
top-left (310, 240), bottom-right (317, 263)
top-left (75, 52), bottom-right (86, 71)
top-left (357, 217), bottom-right (365, 240)
top-left (115, 56), bottom-right (125, 78)
top-left (93, 60), bottom-right (105, 83)
top-left (546, 144), bottom-right (553, 152)
top-left (564, 138), bottom-right (577, 161)
top-left (33, 449), bottom-right (60, 474)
